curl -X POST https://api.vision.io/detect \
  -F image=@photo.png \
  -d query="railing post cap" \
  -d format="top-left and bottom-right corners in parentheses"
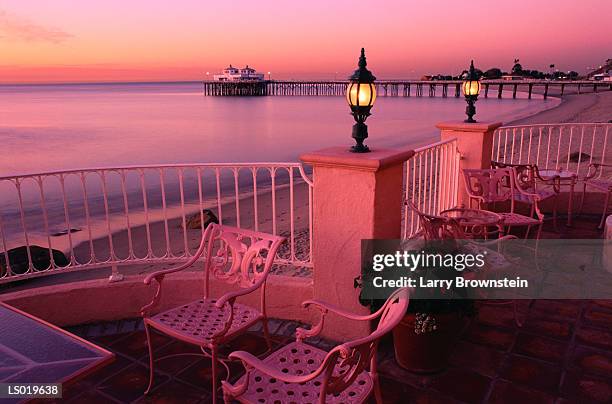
top-left (436, 121), bottom-right (503, 133)
top-left (300, 146), bottom-right (415, 172)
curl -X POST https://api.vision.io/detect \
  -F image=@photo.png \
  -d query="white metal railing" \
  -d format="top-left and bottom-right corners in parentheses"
top-left (492, 123), bottom-right (611, 178)
top-left (402, 138), bottom-right (461, 239)
top-left (0, 163), bottom-right (313, 284)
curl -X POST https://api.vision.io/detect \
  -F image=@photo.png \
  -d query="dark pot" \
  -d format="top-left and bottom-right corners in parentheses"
top-left (392, 312), bottom-right (465, 373)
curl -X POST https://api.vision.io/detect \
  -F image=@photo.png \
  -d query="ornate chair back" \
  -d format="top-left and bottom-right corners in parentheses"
top-left (462, 168), bottom-right (517, 211)
top-left (491, 161), bottom-right (536, 192)
top-left (317, 288), bottom-right (410, 397)
top-left (405, 200), bottom-right (465, 240)
top-left (201, 224), bottom-right (285, 301)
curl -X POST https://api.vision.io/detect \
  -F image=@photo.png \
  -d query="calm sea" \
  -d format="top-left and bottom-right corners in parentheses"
top-left (0, 82), bottom-right (558, 176)
top-left (0, 82), bottom-right (558, 246)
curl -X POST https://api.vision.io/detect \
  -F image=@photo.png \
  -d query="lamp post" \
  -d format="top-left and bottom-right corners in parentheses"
top-left (346, 48), bottom-right (376, 153)
top-left (268, 71), bottom-right (271, 81)
top-left (462, 60), bottom-right (481, 123)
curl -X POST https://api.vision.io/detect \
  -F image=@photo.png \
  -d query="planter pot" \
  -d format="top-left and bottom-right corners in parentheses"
top-left (392, 312), bottom-right (465, 373)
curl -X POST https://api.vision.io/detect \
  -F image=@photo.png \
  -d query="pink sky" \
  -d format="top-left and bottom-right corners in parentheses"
top-left (1, 0), bottom-right (610, 83)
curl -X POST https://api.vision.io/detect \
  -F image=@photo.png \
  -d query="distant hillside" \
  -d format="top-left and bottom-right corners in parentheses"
top-left (587, 59), bottom-right (612, 77)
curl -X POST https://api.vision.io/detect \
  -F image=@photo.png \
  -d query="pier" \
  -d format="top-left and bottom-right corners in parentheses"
top-left (203, 80), bottom-right (612, 99)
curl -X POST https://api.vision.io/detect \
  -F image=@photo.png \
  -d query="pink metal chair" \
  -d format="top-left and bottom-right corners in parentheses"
top-left (221, 288), bottom-right (410, 404)
top-left (140, 224), bottom-right (285, 402)
top-left (463, 167), bottom-right (544, 240)
top-left (580, 163), bottom-right (612, 229)
top-left (491, 161), bottom-right (559, 230)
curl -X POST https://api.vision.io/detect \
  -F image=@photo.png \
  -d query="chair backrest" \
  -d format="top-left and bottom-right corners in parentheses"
top-left (319, 288), bottom-right (410, 396)
top-left (406, 200), bottom-right (465, 240)
top-left (462, 168), bottom-right (516, 208)
top-left (202, 224), bottom-right (285, 297)
top-left (491, 161), bottom-right (536, 192)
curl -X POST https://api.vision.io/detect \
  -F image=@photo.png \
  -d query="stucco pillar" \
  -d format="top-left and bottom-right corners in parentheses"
top-left (300, 146), bottom-right (414, 341)
top-left (436, 121), bottom-right (502, 207)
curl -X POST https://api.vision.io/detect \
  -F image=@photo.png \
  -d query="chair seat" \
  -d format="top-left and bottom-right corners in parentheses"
top-left (586, 179), bottom-right (612, 192)
top-left (497, 212), bottom-right (541, 226)
top-left (147, 299), bottom-right (262, 346)
top-left (234, 341), bottom-right (373, 404)
top-left (513, 189), bottom-right (557, 203)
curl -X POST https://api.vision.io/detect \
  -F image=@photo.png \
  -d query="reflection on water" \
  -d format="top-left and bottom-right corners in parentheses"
top-left (0, 82), bottom-right (557, 248)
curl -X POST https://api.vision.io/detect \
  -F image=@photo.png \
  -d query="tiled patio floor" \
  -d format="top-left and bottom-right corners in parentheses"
top-left (44, 217), bottom-right (612, 403)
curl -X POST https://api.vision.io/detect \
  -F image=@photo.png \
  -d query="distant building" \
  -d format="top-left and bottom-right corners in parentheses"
top-left (213, 65), bottom-right (265, 82)
top-left (502, 75), bottom-right (524, 81)
top-left (591, 73), bottom-right (611, 82)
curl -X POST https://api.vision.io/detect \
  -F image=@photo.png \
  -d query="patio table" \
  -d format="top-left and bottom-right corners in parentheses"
top-left (0, 302), bottom-right (113, 402)
top-left (440, 208), bottom-right (503, 239)
top-left (538, 169), bottom-right (577, 226)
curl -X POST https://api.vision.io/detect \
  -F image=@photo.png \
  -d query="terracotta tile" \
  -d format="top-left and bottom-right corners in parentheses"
top-left (137, 380), bottom-right (209, 403)
top-left (97, 363), bottom-right (169, 402)
top-left (583, 306), bottom-right (612, 329)
top-left (220, 332), bottom-right (271, 357)
top-left (151, 340), bottom-right (205, 375)
top-left (80, 354), bottom-right (136, 385)
top-left (561, 370), bottom-right (612, 403)
top-left (449, 341), bottom-right (505, 377)
top-left (109, 330), bottom-right (173, 360)
top-left (475, 305), bottom-right (518, 329)
top-left (379, 376), bottom-right (460, 404)
top-left (523, 316), bottom-right (572, 340)
top-left (531, 300), bottom-right (582, 320)
top-left (67, 391), bottom-right (119, 404)
top-left (428, 368), bottom-right (491, 403)
top-left (571, 345), bottom-right (612, 378)
top-left (463, 323), bottom-right (515, 351)
top-left (499, 355), bottom-right (562, 393)
top-left (488, 380), bottom-right (555, 404)
top-left (512, 333), bottom-right (568, 364)
top-left (575, 326), bottom-right (612, 350)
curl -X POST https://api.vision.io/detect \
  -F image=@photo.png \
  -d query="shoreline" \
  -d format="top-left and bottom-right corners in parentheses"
top-left (4, 90), bottom-right (610, 284)
top-left (508, 90), bottom-right (612, 125)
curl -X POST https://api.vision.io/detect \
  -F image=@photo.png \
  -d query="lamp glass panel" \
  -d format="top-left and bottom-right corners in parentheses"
top-left (347, 82), bottom-right (376, 107)
top-left (462, 80), bottom-right (481, 96)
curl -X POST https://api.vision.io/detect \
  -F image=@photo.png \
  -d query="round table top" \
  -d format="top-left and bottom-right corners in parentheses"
top-left (440, 208), bottom-right (501, 226)
top-left (539, 168), bottom-right (577, 180)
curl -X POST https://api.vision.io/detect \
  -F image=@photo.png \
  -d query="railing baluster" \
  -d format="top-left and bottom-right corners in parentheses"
top-left (120, 169), bottom-right (135, 259)
top-left (80, 172), bottom-right (96, 264)
top-left (233, 168), bottom-right (241, 228)
top-left (252, 168), bottom-right (259, 232)
top-left (159, 168), bottom-right (171, 258)
top-left (139, 169), bottom-right (153, 259)
top-left (37, 176), bottom-right (54, 270)
top-left (178, 168), bottom-right (188, 256)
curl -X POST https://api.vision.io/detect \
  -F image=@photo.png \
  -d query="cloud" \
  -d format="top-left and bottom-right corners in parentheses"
top-left (0, 9), bottom-right (72, 43)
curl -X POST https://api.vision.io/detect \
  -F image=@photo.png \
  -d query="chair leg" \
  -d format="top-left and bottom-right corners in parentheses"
top-left (211, 345), bottom-right (219, 404)
top-left (553, 197), bottom-right (559, 233)
top-left (579, 183), bottom-right (587, 215)
top-left (262, 318), bottom-right (273, 352)
top-left (144, 321), bottom-right (155, 395)
top-left (598, 191), bottom-right (611, 229)
top-left (373, 373), bottom-right (383, 404)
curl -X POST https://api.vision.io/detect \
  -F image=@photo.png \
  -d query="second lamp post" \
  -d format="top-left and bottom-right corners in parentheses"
top-left (462, 60), bottom-right (481, 123)
top-left (346, 48), bottom-right (376, 153)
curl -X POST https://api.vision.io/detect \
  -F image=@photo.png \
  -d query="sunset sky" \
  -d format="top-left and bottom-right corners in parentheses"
top-left (1, 0), bottom-right (610, 83)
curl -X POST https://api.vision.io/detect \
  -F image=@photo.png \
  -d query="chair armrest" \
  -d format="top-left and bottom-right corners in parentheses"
top-left (301, 299), bottom-right (383, 322)
top-left (143, 226), bottom-right (213, 285)
top-left (584, 163), bottom-right (612, 180)
top-left (228, 350), bottom-right (326, 384)
top-left (215, 279), bottom-right (263, 308)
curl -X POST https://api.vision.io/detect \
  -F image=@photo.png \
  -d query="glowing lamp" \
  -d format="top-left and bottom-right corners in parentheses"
top-left (346, 48), bottom-right (376, 153)
top-left (462, 60), bottom-right (481, 123)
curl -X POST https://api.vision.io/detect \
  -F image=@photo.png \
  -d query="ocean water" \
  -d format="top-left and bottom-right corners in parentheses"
top-left (0, 82), bottom-right (558, 176)
top-left (0, 82), bottom-right (558, 248)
